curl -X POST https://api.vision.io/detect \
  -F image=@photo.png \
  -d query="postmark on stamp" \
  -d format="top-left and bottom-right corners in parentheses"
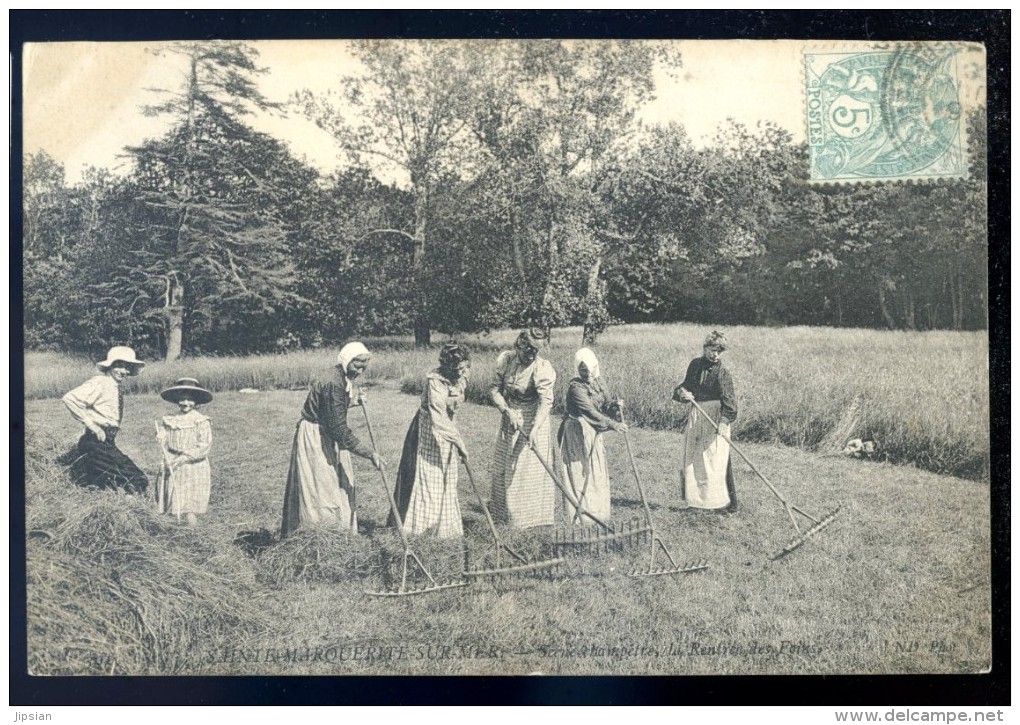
top-left (805, 45), bottom-right (968, 183)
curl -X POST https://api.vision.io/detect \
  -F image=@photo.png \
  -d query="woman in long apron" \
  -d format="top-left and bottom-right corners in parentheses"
top-left (558, 347), bottom-right (628, 525)
top-left (280, 342), bottom-right (383, 538)
top-left (390, 343), bottom-right (471, 538)
top-left (673, 331), bottom-right (739, 512)
top-left (488, 329), bottom-right (557, 529)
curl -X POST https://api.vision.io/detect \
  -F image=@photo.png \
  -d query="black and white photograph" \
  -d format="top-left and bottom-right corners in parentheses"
top-left (16, 15), bottom-right (1002, 690)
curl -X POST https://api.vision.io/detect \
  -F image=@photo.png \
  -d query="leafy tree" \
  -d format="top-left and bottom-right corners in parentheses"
top-left (296, 40), bottom-right (488, 347)
top-left (778, 108), bottom-right (986, 331)
top-left (465, 40), bottom-right (681, 344)
top-left (293, 168), bottom-right (417, 341)
top-left (23, 151), bottom-right (74, 259)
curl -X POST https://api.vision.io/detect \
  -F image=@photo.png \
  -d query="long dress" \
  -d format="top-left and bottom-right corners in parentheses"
top-left (489, 350), bottom-right (557, 529)
top-left (280, 370), bottom-right (373, 538)
top-left (558, 377), bottom-right (617, 524)
top-left (390, 371), bottom-right (467, 538)
top-left (155, 410), bottom-right (212, 518)
top-left (675, 357), bottom-right (739, 511)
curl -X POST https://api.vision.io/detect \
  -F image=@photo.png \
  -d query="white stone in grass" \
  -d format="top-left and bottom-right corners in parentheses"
top-left (239, 388), bottom-right (260, 394)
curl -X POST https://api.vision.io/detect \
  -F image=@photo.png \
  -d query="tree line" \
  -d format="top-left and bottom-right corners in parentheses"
top-left (23, 40), bottom-right (988, 361)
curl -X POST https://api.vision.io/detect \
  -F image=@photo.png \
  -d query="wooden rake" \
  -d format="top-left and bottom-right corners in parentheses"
top-left (619, 405), bottom-right (708, 577)
top-left (687, 398), bottom-right (841, 560)
top-left (360, 401), bottom-right (468, 597)
top-left (460, 460), bottom-right (566, 580)
top-left (523, 436), bottom-right (651, 554)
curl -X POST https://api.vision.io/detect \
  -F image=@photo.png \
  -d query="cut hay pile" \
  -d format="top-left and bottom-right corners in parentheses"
top-left (254, 525), bottom-right (385, 586)
top-left (255, 524), bottom-right (468, 592)
top-left (26, 427), bottom-right (269, 675)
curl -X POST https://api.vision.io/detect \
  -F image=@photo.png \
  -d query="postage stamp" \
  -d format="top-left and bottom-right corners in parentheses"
top-left (804, 45), bottom-right (968, 182)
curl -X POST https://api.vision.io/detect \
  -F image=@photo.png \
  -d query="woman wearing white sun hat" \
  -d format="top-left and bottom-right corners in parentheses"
top-left (62, 345), bottom-right (148, 494)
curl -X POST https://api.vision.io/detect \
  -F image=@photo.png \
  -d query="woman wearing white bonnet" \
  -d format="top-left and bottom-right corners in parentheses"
top-left (557, 347), bottom-right (627, 524)
top-left (280, 341), bottom-right (383, 537)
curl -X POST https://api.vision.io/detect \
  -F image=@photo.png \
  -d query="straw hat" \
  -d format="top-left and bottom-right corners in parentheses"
top-left (160, 378), bottom-right (213, 405)
top-left (97, 346), bottom-right (145, 374)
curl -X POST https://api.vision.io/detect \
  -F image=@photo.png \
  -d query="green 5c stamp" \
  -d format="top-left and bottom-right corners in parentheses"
top-left (805, 46), bottom-right (967, 182)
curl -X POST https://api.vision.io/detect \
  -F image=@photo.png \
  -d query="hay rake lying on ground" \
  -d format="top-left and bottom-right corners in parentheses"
top-left (687, 398), bottom-right (841, 560)
top-left (620, 405), bottom-right (708, 577)
top-left (460, 460), bottom-right (566, 580)
top-left (360, 401), bottom-right (468, 597)
top-left (552, 516), bottom-right (653, 556)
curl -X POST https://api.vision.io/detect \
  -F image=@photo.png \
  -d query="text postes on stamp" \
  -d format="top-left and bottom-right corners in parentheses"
top-left (805, 45), bottom-right (967, 183)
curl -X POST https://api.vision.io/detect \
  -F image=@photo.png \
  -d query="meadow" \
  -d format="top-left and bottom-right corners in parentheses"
top-left (25, 323), bottom-right (990, 479)
top-left (24, 341), bottom-right (992, 675)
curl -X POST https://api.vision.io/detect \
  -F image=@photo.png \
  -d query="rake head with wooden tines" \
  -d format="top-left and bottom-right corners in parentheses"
top-left (771, 506), bottom-right (841, 560)
top-left (551, 516), bottom-right (652, 555)
top-left (460, 459), bottom-right (566, 581)
top-left (524, 435), bottom-right (651, 559)
top-left (685, 397), bottom-right (841, 561)
top-left (618, 403), bottom-right (709, 578)
top-left (359, 398), bottom-right (468, 598)
top-left (630, 540), bottom-right (709, 578)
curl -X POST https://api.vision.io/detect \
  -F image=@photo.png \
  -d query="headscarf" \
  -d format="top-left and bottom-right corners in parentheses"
top-left (336, 341), bottom-right (371, 393)
top-left (703, 330), bottom-right (728, 351)
top-left (574, 347), bottom-right (600, 379)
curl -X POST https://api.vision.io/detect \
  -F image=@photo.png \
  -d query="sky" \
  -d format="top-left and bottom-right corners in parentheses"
top-left (21, 39), bottom-right (985, 185)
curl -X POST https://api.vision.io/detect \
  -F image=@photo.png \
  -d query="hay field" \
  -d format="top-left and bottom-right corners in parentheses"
top-left (24, 324), bottom-right (990, 480)
top-left (24, 380), bottom-right (991, 676)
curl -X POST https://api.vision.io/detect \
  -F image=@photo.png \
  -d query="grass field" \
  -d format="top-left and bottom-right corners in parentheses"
top-left (24, 323), bottom-right (990, 480)
top-left (24, 380), bottom-right (991, 675)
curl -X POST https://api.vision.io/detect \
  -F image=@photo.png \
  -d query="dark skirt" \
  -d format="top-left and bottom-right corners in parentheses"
top-left (387, 415), bottom-right (420, 527)
top-left (69, 429), bottom-right (148, 494)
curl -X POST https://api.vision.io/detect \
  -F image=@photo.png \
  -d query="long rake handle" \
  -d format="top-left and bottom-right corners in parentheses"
top-left (524, 436), bottom-right (611, 531)
top-left (686, 396), bottom-right (791, 507)
top-left (618, 408), bottom-right (654, 530)
top-left (462, 460), bottom-right (524, 563)
top-left (359, 398), bottom-right (414, 552)
top-left (620, 406), bottom-right (692, 573)
top-left (571, 432), bottom-right (602, 525)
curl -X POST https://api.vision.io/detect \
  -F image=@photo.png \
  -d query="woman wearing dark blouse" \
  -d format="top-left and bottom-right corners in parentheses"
top-left (558, 348), bottom-right (627, 524)
top-left (280, 342), bottom-right (383, 538)
top-left (673, 331), bottom-right (738, 512)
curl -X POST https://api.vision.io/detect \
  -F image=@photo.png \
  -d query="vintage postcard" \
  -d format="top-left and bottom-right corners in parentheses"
top-left (21, 37), bottom-right (991, 678)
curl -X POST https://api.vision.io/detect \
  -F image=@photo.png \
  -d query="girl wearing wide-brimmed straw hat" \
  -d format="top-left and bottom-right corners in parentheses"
top-left (673, 331), bottom-right (739, 512)
top-left (155, 378), bottom-right (214, 525)
top-left (488, 328), bottom-right (558, 529)
top-left (62, 346), bottom-right (148, 494)
top-left (280, 342), bottom-right (383, 538)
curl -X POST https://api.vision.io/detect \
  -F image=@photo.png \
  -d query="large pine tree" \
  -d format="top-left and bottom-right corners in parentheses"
top-left (122, 41), bottom-right (307, 359)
